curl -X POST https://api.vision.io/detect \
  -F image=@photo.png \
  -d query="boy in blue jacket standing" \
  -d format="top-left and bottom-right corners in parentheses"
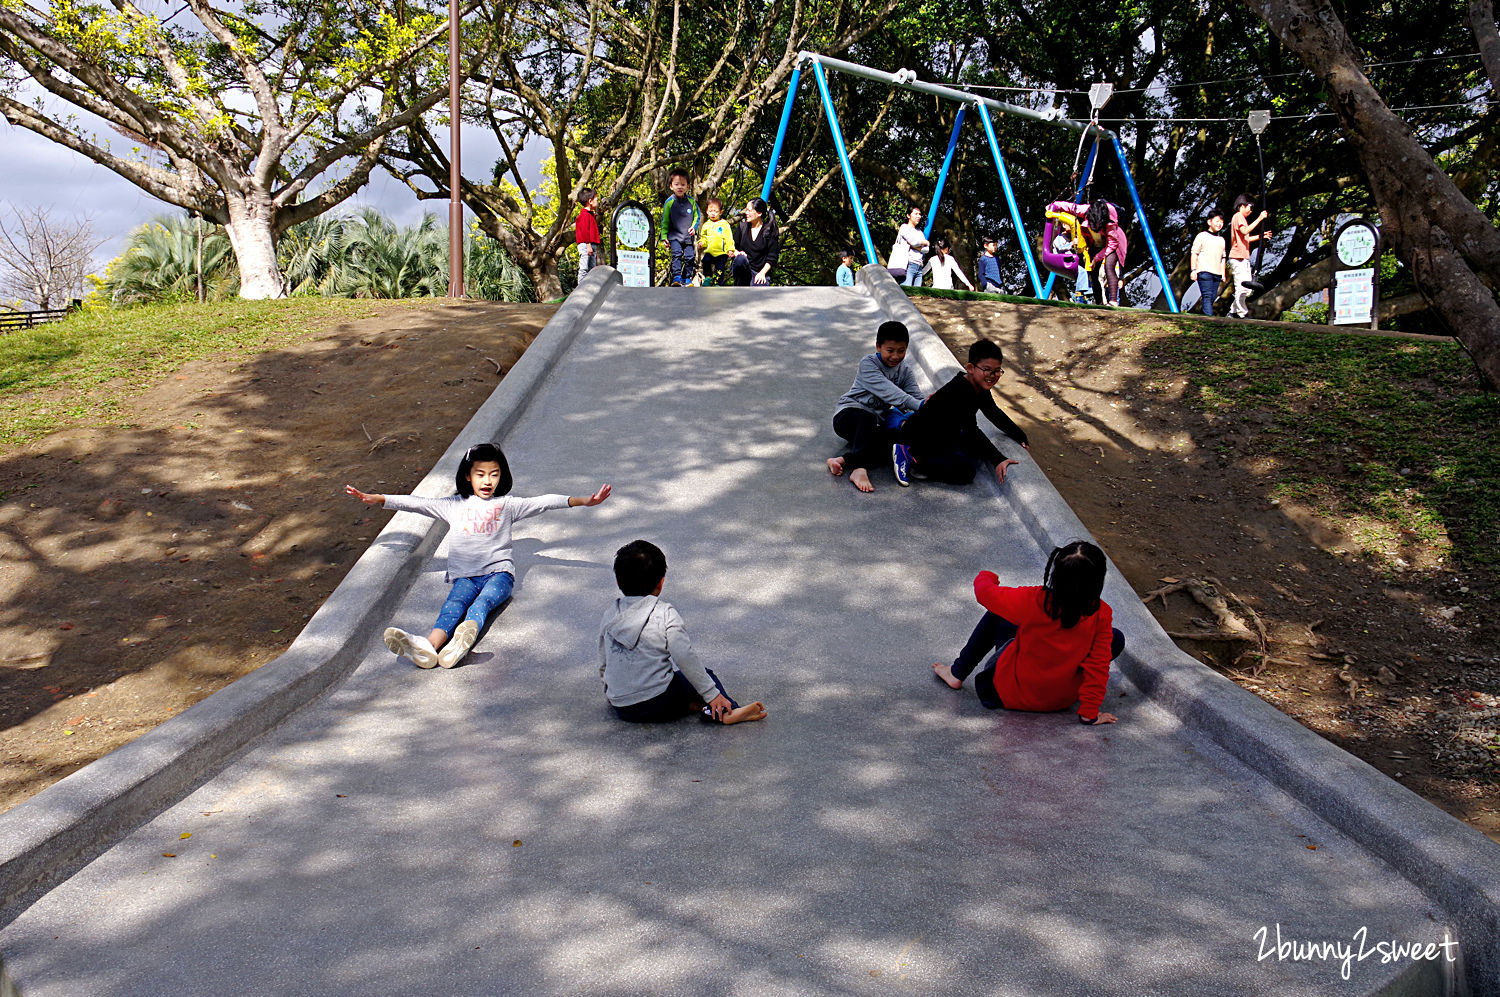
top-left (977, 236), bottom-right (1003, 292)
top-left (659, 168), bottom-right (701, 286)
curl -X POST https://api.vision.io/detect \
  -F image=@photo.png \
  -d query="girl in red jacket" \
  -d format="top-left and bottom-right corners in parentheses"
top-left (933, 541), bottom-right (1124, 725)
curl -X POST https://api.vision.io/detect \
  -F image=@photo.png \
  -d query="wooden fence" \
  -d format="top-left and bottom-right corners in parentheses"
top-left (0, 304), bottom-right (80, 332)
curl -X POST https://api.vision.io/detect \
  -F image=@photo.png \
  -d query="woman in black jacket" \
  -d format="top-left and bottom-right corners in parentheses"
top-left (732, 198), bottom-right (779, 285)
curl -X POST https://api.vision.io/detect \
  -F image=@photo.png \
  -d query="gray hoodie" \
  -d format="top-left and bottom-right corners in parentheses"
top-left (598, 595), bottom-right (718, 707)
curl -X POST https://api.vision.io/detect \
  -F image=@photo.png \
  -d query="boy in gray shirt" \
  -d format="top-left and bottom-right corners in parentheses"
top-left (600, 540), bottom-right (766, 724)
top-left (827, 320), bottom-right (925, 492)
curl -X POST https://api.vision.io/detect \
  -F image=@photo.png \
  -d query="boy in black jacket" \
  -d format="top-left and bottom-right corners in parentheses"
top-left (892, 338), bottom-right (1028, 487)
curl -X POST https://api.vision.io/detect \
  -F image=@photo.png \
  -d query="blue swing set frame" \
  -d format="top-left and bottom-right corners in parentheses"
top-left (760, 52), bottom-right (1180, 312)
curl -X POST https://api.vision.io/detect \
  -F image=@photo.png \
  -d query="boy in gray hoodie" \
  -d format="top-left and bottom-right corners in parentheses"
top-left (599, 540), bottom-right (766, 724)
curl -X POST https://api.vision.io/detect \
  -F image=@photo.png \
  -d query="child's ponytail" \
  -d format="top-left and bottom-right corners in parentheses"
top-left (1042, 540), bottom-right (1106, 628)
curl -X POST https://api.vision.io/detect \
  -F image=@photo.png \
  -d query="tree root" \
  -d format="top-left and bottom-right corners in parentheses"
top-left (1144, 576), bottom-right (1272, 671)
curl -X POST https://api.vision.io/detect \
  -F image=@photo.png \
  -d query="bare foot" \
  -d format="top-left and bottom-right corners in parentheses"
top-left (932, 662), bottom-right (962, 689)
top-left (826, 456), bottom-right (845, 477)
top-left (849, 467), bottom-right (874, 493)
top-left (722, 702), bottom-right (766, 724)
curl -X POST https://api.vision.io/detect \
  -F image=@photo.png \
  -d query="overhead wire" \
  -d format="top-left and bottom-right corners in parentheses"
top-left (1102, 99), bottom-right (1499, 124)
top-left (953, 51), bottom-right (1485, 100)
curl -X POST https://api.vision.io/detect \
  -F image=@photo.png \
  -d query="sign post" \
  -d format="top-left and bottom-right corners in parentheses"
top-left (1329, 217), bottom-right (1381, 329)
top-left (611, 201), bottom-right (656, 287)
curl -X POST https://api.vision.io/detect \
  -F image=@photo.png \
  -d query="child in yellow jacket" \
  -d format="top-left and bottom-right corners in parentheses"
top-left (699, 197), bottom-right (736, 286)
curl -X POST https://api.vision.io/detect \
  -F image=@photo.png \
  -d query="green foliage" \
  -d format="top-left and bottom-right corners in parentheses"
top-left (103, 216), bottom-right (239, 305)
top-left (1141, 323), bottom-right (1500, 575)
top-left (100, 210), bottom-right (536, 303)
top-left (327, 209), bottom-right (447, 299)
top-left (465, 228), bottom-right (536, 303)
top-left (1281, 300), bottom-right (1329, 324)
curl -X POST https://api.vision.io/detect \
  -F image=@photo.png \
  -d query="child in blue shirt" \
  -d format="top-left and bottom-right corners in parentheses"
top-left (827, 321), bottom-right (925, 493)
top-left (977, 236), bottom-right (1003, 292)
top-left (836, 248), bottom-right (856, 286)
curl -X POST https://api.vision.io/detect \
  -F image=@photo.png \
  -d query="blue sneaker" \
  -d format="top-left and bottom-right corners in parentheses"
top-left (892, 444), bottom-right (912, 486)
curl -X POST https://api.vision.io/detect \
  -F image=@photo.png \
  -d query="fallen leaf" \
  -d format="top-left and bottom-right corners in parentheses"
top-left (179, 832), bottom-right (192, 840)
top-left (63, 730), bottom-right (73, 736)
top-left (513, 840), bottom-right (522, 847)
top-left (58, 622), bottom-right (74, 631)
top-left (1160, 576), bottom-right (1179, 584)
top-left (161, 852), bottom-right (176, 858)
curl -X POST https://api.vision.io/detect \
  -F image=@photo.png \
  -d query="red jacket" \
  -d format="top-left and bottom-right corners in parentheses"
top-left (973, 572), bottom-right (1114, 720)
top-left (575, 207), bottom-right (600, 245)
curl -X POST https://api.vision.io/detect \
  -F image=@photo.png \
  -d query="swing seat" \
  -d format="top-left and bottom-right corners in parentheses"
top-left (1041, 210), bottom-right (1094, 280)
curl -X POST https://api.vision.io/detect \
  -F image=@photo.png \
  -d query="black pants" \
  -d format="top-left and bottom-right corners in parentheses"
top-left (702, 253), bottom-right (730, 284)
top-left (612, 668), bottom-right (736, 723)
top-left (833, 408), bottom-right (894, 473)
top-left (901, 425), bottom-right (997, 484)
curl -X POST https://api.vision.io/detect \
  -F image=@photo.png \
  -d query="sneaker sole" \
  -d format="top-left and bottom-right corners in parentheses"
top-left (384, 627), bottom-right (438, 668)
top-left (438, 621), bottom-right (479, 668)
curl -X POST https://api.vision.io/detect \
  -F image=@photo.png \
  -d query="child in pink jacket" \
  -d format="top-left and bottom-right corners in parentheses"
top-left (1048, 200), bottom-right (1128, 307)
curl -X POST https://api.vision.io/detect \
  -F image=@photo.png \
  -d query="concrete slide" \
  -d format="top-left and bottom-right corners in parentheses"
top-left (1, 268), bottom-right (1496, 996)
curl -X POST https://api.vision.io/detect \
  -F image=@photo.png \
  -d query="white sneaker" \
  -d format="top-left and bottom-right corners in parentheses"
top-left (384, 627), bottom-right (438, 668)
top-left (438, 620), bottom-right (479, 668)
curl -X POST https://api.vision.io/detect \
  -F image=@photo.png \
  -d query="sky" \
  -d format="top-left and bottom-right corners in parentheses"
top-left (1, 112), bottom-right (513, 281)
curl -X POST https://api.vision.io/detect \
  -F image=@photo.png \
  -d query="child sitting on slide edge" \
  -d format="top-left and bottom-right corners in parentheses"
top-left (827, 320), bottom-right (925, 493)
top-left (892, 338), bottom-right (1028, 488)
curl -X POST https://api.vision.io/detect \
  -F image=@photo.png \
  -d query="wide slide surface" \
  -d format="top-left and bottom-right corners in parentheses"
top-left (0, 285), bottom-right (1457, 995)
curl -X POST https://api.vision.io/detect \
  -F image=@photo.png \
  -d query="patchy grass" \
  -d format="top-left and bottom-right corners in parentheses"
top-left (902, 285), bottom-right (1105, 310)
top-left (0, 299), bottom-right (412, 449)
top-left (1142, 320), bottom-right (1500, 575)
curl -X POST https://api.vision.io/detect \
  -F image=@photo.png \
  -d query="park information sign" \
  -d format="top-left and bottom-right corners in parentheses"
top-left (611, 201), bottom-right (655, 287)
top-left (1330, 217), bottom-right (1381, 329)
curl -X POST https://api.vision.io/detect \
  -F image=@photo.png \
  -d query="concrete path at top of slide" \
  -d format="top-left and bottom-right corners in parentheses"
top-left (0, 280), bottom-right (1472, 996)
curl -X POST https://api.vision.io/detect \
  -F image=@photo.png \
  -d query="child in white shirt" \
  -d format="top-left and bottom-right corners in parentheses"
top-left (922, 239), bottom-right (974, 291)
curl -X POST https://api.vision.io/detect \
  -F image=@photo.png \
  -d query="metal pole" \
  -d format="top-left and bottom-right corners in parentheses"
top-left (810, 60), bottom-right (878, 265)
top-left (803, 52), bottom-right (1105, 137)
top-left (975, 102), bottom-right (1043, 298)
top-left (1042, 141), bottom-right (1098, 299)
top-left (1248, 110), bottom-right (1271, 283)
top-left (447, 0), bottom-right (463, 298)
top-left (924, 106), bottom-right (966, 240)
top-left (762, 66), bottom-right (803, 203)
top-left (1111, 134), bottom-right (1178, 312)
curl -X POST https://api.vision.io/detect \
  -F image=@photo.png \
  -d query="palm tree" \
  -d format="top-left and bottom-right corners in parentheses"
top-left (279, 215), bottom-right (347, 297)
top-left (466, 229), bottom-right (536, 303)
top-left (105, 215), bottom-right (237, 304)
top-left (332, 210), bottom-right (447, 299)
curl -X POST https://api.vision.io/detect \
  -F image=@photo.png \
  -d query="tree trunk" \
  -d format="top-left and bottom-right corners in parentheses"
top-left (1251, 257), bottom-right (1332, 319)
top-left (1244, 0), bottom-right (1500, 385)
top-left (222, 192), bottom-right (284, 299)
top-left (530, 256), bottom-right (563, 301)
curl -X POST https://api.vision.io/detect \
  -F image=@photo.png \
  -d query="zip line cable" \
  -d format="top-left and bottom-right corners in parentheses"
top-left (1101, 98), bottom-right (1499, 124)
top-left (957, 51), bottom-right (1485, 99)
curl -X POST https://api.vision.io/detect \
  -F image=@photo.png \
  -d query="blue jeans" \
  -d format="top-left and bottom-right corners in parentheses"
top-left (1196, 272), bottom-right (1220, 316)
top-left (903, 260), bottom-right (923, 286)
top-left (433, 571), bottom-right (514, 635)
top-left (668, 238), bottom-right (696, 283)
